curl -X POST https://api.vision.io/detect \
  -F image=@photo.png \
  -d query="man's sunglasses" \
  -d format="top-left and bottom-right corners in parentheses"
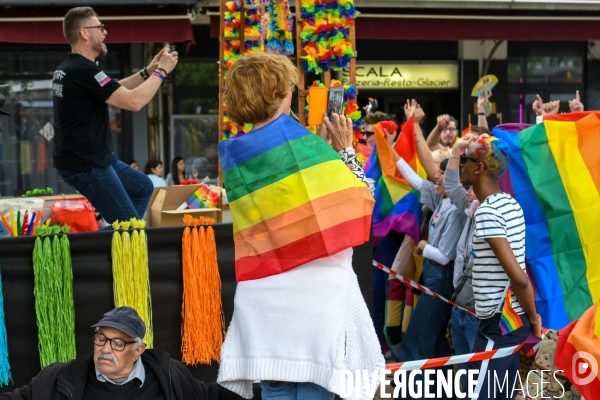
top-left (460, 154), bottom-right (485, 168)
top-left (84, 24), bottom-right (106, 33)
top-left (364, 130), bottom-right (374, 136)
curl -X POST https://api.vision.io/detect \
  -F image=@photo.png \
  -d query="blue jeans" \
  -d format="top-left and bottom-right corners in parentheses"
top-left (399, 258), bottom-right (455, 400)
top-left (260, 382), bottom-right (334, 400)
top-left (57, 153), bottom-right (153, 226)
top-left (450, 308), bottom-right (480, 391)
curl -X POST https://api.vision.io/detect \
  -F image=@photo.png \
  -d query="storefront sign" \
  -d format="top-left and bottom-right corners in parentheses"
top-left (340, 63), bottom-right (459, 90)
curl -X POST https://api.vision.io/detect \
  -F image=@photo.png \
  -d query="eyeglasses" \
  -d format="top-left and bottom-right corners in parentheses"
top-left (441, 127), bottom-right (458, 133)
top-left (460, 154), bottom-right (486, 168)
top-left (84, 24), bottom-right (105, 33)
top-left (93, 332), bottom-right (136, 352)
top-left (364, 130), bottom-right (374, 136)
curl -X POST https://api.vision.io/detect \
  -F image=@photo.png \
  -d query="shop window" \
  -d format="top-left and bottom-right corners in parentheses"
top-left (171, 60), bottom-right (220, 184)
top-left (0, 46), bottom-right (126, 196)
top-left (507, 42), bottom-right (585, 124)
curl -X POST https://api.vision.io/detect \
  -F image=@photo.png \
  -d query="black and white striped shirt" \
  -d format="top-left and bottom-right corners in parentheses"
top-left (472, 193), bottom-right (526, 319)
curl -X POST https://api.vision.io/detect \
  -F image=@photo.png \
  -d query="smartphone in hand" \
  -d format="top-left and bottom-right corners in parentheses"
top-left (327, 87), bottom-right (345, 119)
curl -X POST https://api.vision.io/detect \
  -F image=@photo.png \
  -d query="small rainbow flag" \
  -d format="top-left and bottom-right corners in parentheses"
top-left (498, 284), bottom-right (524, 336)
top-left (365, 116), bottom-right (425, 244)
top-left (220, 114), bottom-right (374, 282)
top-left (461, 124), bottom-right (471, 137)
top-left (185, 185), bottom-right (220, 209)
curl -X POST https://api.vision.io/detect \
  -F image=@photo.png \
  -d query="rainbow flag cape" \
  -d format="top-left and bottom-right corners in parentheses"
top-left (493, 112), bottom-right (600, 330)
top-left (365, 117), bottom-right (425, 244)
top-left (219, 113), bottom-right (374, 282)
top-left (498, 284), bottom-right (524, 335)
top-left (556, 302), bottom-right (600, 399)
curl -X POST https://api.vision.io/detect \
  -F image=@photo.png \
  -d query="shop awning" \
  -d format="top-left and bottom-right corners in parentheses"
top-left (0, 6), bottom-right (196, 52)
top-left (356, 16), bottom-right (600, 41)
top-left (210, 14), bottom-right (600, 42)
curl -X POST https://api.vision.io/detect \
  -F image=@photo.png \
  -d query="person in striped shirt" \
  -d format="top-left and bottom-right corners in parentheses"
top-left (392, 101), bottom-right (467, 400)
top-left (459, 134), bottom-right (541, 400)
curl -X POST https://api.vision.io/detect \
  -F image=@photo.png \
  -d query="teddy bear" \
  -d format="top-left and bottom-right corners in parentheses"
top-left (564, 384), bottom-right (585, 400)
top-left (534, 329), bottom-right (559, 371)
top-left (541, 378), bottom-right (565, 399)
top-left (515, 369), bottom-right (545, 400)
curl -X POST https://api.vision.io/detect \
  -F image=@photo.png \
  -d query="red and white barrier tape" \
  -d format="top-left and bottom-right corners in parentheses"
top-left (373, 261), bottom-right (477, 317)
top-left (386, 343), bottom-right (524, 372)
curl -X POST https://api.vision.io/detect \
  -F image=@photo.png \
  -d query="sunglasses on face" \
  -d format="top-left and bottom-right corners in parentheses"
top-left (364, 131), bottom-right (374, 136)
top-left (460, 154), bottom-right (485, 168)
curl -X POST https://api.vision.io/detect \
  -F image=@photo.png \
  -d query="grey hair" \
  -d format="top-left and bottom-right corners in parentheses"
top-left (132, 337), bottom-right (144, 351)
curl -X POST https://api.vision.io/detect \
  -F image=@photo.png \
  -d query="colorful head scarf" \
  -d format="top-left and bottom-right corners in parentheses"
top-left (467, 134), bottom-right (509, 177)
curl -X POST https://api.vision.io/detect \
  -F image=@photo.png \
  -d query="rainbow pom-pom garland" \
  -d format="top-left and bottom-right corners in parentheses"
top-left (299, 0), bottom-right (358, 74)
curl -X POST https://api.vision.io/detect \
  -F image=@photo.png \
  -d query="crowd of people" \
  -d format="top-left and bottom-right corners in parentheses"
top-left (367, 91), bottom-right (583, 399)
top-left (14, 3), bottom-right (586, 398)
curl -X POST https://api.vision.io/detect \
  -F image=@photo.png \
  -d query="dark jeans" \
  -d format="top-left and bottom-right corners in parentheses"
top-left (399, 258), bottom-right (455, 400)
top-left (471, 313), bottom-right (531, 400)
top-left (57, 153), bottom-right (154, 226)
top-left (450, 307), bottom-right (480, 391)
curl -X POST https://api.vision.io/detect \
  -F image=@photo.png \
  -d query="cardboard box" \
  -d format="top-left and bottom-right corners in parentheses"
top-left (149, 185), bottom-right (220, 227)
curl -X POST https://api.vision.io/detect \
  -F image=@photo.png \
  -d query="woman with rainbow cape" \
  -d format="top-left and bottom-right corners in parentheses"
top-left (216, 52), bottom-right (384, 400)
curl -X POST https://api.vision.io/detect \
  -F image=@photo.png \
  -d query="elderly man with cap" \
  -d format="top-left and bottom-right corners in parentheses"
top-left (1, 306), bottom-right (241, 400)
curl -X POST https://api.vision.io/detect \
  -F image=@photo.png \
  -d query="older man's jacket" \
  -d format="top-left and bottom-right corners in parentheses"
top-left (0, 349), bottom-right (241, 400)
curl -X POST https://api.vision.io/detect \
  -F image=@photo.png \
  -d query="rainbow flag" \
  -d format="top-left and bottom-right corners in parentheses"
top-left (498, 284), bottom-right (524, 335)
top-left (219, 114), bottom-right (374, 282)
top-left (365, 117), bottom-right (424, 244)
top-left (555, 302), bottom-right (600, 399)
top-left (185, 185), bottom-right (220, 209)
top-left (493, 112), bottom-right (600, 330)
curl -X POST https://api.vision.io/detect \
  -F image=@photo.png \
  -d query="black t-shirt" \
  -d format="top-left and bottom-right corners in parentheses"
top-left (52, 53), bottom-right (121, 172)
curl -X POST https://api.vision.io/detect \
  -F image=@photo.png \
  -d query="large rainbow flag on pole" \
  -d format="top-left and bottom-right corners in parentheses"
top-left (220, 113), bottom-right (374, 282)
top-left (493, 112), bottom-right (600, 330)
top-left (365, 116), bottom-right (424, 244)
top-left (555, 302), bottom-right (600, 399)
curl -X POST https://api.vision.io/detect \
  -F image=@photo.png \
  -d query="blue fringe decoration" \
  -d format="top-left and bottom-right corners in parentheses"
top-left (0, 257), bottom-right (12, 386)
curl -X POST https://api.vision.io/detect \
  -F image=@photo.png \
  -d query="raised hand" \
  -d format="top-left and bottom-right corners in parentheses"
top-left (156, 45), bottom-right (179, 74)
top-left (455, 134), bottom-right (478, 151)
top-left (569, 90), bottom-right (584, 112)
top-left (532, 94), bottom-right (544, 116)
top-left (413, 104), bottom-right (425, 123)
top-left (436, 114), bottom-right (450, 130)
top-left (383, 128), bottom-right (396, 145)
top-left (404, 99), bottom-right (417, 120)
top-left (477, 90), bottom-right (492, 112)
top-left (542, 100), bottom-right (560, 115)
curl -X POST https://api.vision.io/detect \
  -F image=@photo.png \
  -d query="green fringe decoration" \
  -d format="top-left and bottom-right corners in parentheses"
top-left (32, 225), bottom-right (76, 368)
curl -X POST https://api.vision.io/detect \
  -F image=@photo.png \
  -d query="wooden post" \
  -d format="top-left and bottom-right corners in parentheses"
top-left (217, 0), bottom-right (226, 223)
top-left (295, 0), bottom-right (307, 126)
top-left (349, 22), bottom-right (357, 86)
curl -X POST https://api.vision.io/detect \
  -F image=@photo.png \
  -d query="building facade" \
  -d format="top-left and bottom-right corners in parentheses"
top-left (2, 0), bottom-right (600, 196)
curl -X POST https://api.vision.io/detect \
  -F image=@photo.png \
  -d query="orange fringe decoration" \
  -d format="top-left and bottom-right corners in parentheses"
top-left (181, 215), bottom-right (225, 365)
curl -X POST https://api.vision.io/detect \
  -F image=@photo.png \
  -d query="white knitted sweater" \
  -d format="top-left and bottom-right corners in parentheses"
top-left (217, 248), bottom-right (385, 399)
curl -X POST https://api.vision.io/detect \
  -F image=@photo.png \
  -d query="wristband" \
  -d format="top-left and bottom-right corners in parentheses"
top-left (152, 71), bottom-right (165, 82)
top-left (477, 112), bottom-right (485, 116)
top-left (139, 67), bottom-right (148, 80)
top-left (156, 67), bottom-right (168, 77)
